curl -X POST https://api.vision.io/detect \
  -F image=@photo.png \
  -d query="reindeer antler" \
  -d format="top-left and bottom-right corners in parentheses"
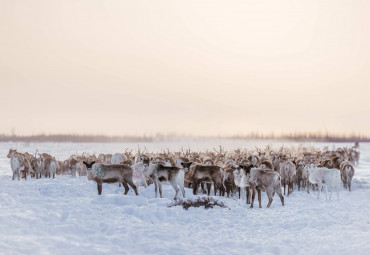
top-left (255, 146), bottom-right (262, 153)
top-left (264, 145), bottom-right (271, 153)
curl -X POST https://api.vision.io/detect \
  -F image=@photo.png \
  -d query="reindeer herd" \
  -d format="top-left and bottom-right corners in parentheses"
top-left (7, 144), bottom-right (360, 208)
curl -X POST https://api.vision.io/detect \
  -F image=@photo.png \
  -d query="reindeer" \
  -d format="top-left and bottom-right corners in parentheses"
top-left (258, 160), bottom-right (274, 170)
top-left (279, 161), bottom-right (296, 196)
top-left (222, 165), bottom-right (237, 198)
top-left (249, 168), bottom-right (285, 208)
top-left (182, 162), bottom-right (224, 196)
top-left (111, 153), bottom-right (126, 164)
top-left (7, 149), bottom-right (32, 180)
top-left (42, 157), bottom-right (57, 178)
top-left (308, 167), bottom-right (341, 200)
top-left (295, 159), bottom-right (305, 191)
top-left (30, 158), bottom-right (43, 178)
top-left (143, 162), bottom-right (185, 200)
top-left (234, 164), bottom-right (255, 204)
top-left (340, 161), bottom-right (355, 191)
top-left (83, 161), bottom-right (139, 196)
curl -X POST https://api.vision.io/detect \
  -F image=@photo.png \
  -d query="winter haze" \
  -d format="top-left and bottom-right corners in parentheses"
top-left (1, 0), bottom-right (370, 136)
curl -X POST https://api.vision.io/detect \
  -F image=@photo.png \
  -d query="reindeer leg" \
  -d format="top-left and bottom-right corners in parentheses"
top-left (287, 181), bottom-right (290, 195)
top-left (349, 180), bottom-right (351, 192)
top-left (159, 183), bottom-right (163, 198)
top-left (276, 187), bottom-right (284, 206)
top-left (170, 181), bottom-right (179, 200)
top-left (215, 180), bottom-right (223, 196)
top-left (200, 183), bottom-right (205, 194)
top-left (297, 180), bottom-right (300, 191)
top-left (266, 191), bottom-right (273, 208)
top-left (307, 181), bottom-right (310, 194)
top-left (246, 187), bottom-right (251, 204)
top-left (207, 183), bottom-right (211, 196)
top-left (193, 180), bottom-right (199, 195)
top-left (127, 179), bottom-right (139, 195)
top-left (122, 182), bottom-right (130, 195)
top-left (179, 181), bottom-right (185, 198)
top-left (97, 182), bottom-right (102, 195)
top-left (250, 187), bottom-right (256, 208)
top-left (258, 189), bottom-right (262, 208)
top-left (154, 180), bottom-right (158, 198)
top-left (186, 182), bottom-right (192, 188)
top-left (283, 181), bottom-right (286, 195)
top-left (291, 181), bottom-right (294, 194)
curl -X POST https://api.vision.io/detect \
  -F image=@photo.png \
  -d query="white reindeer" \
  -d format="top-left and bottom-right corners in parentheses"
top-left (308, 167), bottom-right (341, 200)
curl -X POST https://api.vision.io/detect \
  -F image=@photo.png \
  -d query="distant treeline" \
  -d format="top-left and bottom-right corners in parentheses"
top-left (0, 133), bottom-right (369, 143)
top-left (0, 134), bottom-right (153, 143)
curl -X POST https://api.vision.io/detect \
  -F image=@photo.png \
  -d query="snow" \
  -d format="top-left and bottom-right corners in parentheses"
top-left (0, 140), bottom-right (369, 255)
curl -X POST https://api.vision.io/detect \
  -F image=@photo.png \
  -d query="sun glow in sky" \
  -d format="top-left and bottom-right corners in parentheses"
top-left (1, 0), bottom-right (370, 136)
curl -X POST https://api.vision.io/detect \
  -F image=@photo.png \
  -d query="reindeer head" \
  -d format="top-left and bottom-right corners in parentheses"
top-left (7, 149), bottom-right (17, 158)
top-left (82, 161), bottom-right (96, 170)
top-left (82, 161), bottom-right (96, 181)
top-left (238, 163), bottom-right (254, 175)
top-left (181, 162), bottom-right (193, 173)
top-left (233, 164), bottom-right (243, 176)
top-left (139, 155), bottom-right (151, 167)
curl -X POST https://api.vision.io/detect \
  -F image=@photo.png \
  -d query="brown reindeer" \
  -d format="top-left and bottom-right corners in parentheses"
top-left (340, 161), bottom-right (355, 191)
top-left (249, 169), bottom-right (284, 208)
top-left (83, 161), bottom-right (138, 196)
top-left (279, 161), bottom-right (296, 196)
top-left (182, 162), bottom-right (224, 196)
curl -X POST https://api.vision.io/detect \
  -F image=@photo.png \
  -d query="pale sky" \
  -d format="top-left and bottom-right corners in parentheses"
top-left (1, 0), bottom-right (370, 136)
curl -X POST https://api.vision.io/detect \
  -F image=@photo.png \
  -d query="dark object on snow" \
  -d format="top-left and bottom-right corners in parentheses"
top-left (168, 197), bottom-right (229, 210)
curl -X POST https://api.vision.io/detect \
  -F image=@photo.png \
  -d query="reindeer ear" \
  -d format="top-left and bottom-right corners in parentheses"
top-left (91, 161), bottom-right (96, 165)
top-left (83, 161), bottom-right (87, 165)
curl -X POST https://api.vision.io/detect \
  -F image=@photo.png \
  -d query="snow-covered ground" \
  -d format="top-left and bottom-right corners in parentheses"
top-left (0, 140), bottom-right (369, 255)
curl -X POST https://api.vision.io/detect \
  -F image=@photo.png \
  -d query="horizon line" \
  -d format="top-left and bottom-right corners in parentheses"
top-left (0, 132), bottom-right (368, 143)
